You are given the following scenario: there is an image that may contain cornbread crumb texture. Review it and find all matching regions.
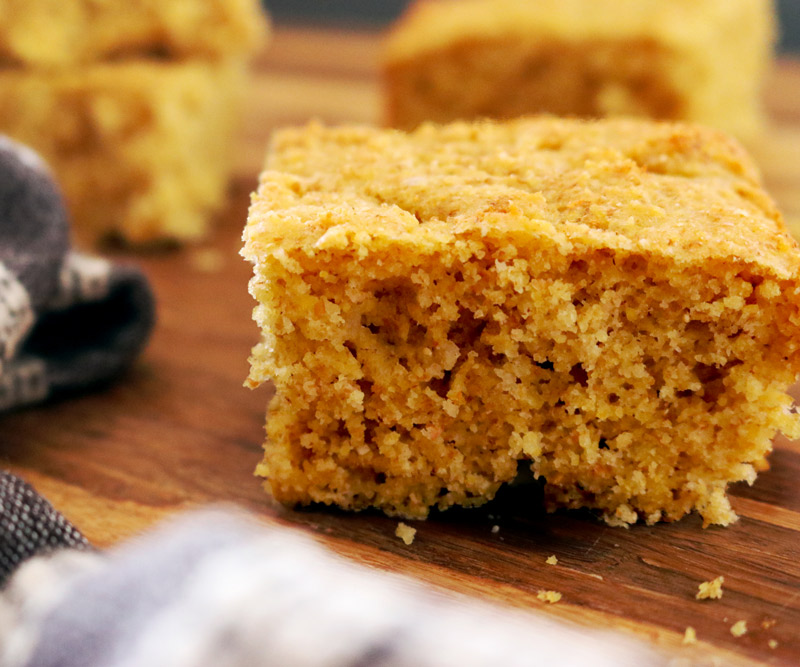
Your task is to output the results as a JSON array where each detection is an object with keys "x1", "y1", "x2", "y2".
[
  {"x1": 395, "y1": 522, "x2": 416, "y2": 545},
  {"x1": 730, "y1": 620, "x2": 748, "y2": 637},
  {"x1": 0, "y1": 60, "x2": 248, "y2": 244},
  {"x1": 536, "y1": 590, "x2": 562, "y2": 604},
  {"x1": 383, "y1": 0, "x2": 773, "y2": 139},
  {"x1": 243, "y1": 117, "x2": 800, "y2": 527},
  {"x1": 0, "y1": 0, "x2": 268, "y2": 67},
  {"x1": 696, "y1": 576, "x2": 725, "y2": 601},
  {"x1": 682, "y1": 627, "x2": 697, "y2": 646},
  {"x1": 546, "y1": 555, "x2": 558, "y2": 566}
]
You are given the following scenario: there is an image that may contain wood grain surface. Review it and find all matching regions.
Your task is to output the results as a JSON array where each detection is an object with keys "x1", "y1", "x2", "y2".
[{"x1": 3, "y1": 27, "x2": 800, "y2": 666}]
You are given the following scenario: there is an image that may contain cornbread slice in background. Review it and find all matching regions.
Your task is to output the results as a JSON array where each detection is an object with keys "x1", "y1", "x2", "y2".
[
  {"x1": 243, "y1": 118, "x2": 800, "y2": 527},
  {"x1": 0, "y1": 0, "x2": 267, "y2": 67},
  {"x1": 0, "y1": 0, "x2": 268, "y2": 245},
  {"x1": 383, "y1": 0, "x2": 775, "y2": 140},
  {"x1": 0, "y1": 60, "x2": 247, "y2": 244}
]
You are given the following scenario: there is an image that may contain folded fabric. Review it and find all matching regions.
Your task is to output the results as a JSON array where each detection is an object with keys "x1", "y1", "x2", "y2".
[
  {"x1": 0, "y1": 507, "x2": 663, "y2": 666},
  {"x1": 0, "y1": 135, "x2": 155, "y2": 411}
]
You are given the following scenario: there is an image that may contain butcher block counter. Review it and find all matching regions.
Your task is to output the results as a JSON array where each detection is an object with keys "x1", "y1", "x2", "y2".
[{"x1": 3, "y1": 27, "x2": 800, "y2": 666}]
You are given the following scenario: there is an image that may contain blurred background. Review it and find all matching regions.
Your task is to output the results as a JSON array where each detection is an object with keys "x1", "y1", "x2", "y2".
[{"x1": 264, "y1": 0, "x2": 800, "y2": 53}]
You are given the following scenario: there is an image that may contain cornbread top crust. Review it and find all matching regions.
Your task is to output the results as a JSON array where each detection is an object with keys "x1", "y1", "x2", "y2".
[
  {"x1": 245, "y1": 118, "x2": 800, "y2": 282},
  {"x1": 384, "y1": 0, "x2": 775, "y2": 64},
  {"x1": 0, "y1": 0, "x2": 268, "y2": 67}
]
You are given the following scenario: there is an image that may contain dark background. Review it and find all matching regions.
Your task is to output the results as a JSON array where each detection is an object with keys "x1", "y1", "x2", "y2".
[{"x1": 263, "y1": 1, "x2": 800, "y2": 53}]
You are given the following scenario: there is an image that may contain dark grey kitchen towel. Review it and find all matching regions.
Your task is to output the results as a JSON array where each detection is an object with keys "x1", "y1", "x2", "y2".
[
  {"x1": 0, "y1": 472, "x2": 89, "y2": 588},
  {"x1": 0, "y1": 135, "x2": 155, "y2": 411}
]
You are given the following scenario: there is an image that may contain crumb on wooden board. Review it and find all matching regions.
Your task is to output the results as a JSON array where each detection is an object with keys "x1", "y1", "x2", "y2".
[
  {"x1": 536, "y1": 590, "x2": 562, "y2": 604},
  {"x1": 190, "y1": 248, "x2": 225, "y2": 273},
  {"x1": 696, "y1": 576, "x2": 724, "y2": 600},
  {"x1": 730, "y1": 620, "x2": 748, "y2": 638},
  {"x1": 395, "y1": 521, "x2": 416, "y2": 545}
]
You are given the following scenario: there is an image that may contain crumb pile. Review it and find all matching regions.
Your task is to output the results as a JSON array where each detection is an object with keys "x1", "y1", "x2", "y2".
[
  {"x1": 243, "y1": 117, "x2": 800, "y2": 527},
  {"x1": 0, "y1": 0, "x2": 268, "y2": 244},
  {"x1": 383, "y1": 0, "x2": 774, "y2": 140}
]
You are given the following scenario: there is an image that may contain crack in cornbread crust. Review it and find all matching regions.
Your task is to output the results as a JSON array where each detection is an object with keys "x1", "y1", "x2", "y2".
[{"x1": 243, "y1": 118, "x2": 800, "y2": 526}]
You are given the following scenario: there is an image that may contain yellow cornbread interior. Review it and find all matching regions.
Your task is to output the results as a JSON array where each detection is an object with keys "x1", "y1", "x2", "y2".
[
  {"x1": 243, "y1": 118, "x2": 800, "y2": 526},
  {"x1": 383, "y1": 0, "x2": 774, "y2": 140},
  {"x1": 386, "y1": 37, "x2": 684, "y2": 130}
]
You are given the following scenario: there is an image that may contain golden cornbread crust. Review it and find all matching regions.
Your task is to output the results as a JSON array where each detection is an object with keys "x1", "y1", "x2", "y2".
[
  {"x1": 383, "y1": 0, "x2": 774, "y2": 139},
  {"x1": 0, "y1": 60, "x2": 247, "y2": 244},
  {"x1": 0, "y1": 0, "x2": 267, "y2": 67},
  {"x1": 243, "y1": 117, "x2": 800, "y2": 527}
]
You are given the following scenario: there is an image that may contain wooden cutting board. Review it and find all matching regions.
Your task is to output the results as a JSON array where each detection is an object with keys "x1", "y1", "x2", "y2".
[{"x1": 2, "y1": 27, "x2": 800, "y2": 666}]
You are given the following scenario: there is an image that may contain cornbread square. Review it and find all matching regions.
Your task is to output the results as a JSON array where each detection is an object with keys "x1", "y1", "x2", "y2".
[
  {"x1": 0, "y1": 59, "x2": 247, "y2": 244},
  {"x1": 0, "y1": 0, "x2": 267, "y2": 67},
  {"x1": 383, "y1": 0, "x2": 775, "y2": 139},
  {"x1": 243, "y1": 118, "x2": 800, "y2": 527}
]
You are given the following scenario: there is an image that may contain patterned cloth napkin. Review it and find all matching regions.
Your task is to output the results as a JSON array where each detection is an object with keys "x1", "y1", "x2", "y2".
[
  {"x1": 0, "y1": 472, "x2": 89, "y2": 587},
  {"x1": 0, "y1": 135, "x2": 154, "y2": 582},
  {"x1": 0, "y1": 135, "x2": 155, "y2": 411}
]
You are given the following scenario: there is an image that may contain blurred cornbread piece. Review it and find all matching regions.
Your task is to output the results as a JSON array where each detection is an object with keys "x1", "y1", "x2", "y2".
[
  {"x1": 0, "y1": 0, "x2": 267, "y2": 244},
  {"x1": 0, "y1": 0, "x2": 266, "y2": 67},
  {"x1": 243, "y1": 117, "x2": 800, "y2": 527},
  {"x1": 383, "y1": 0, "x2": 775, "y2": 139},
  {"x1": 0, "y1": 60, "x2": 246, "y2": 243}
]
